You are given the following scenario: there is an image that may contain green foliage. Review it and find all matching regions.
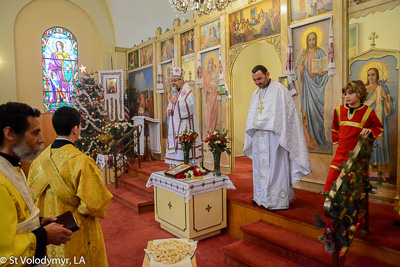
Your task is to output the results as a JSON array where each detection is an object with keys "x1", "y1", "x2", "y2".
[
  {"x1": 314, "y1": 214, "x2": 326, "y2": 229},
  {"x1": 317, "y1": 135, "x2": 374, "y2": 256}
]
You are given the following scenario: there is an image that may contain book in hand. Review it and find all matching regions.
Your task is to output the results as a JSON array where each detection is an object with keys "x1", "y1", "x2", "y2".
[{"x1": 43, "y1": 211, "x2": 80, "y2": 232}]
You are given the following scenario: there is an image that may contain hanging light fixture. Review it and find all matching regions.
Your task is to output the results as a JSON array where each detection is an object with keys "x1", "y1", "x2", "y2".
[{"x1": 169, "y1": 0, "x2": 232, "y2": 16}]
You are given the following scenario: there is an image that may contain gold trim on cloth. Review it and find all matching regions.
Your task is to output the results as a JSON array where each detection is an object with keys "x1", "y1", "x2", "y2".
[{"x1": 29, "y1": 145, "x2": 80, "y2": 207}]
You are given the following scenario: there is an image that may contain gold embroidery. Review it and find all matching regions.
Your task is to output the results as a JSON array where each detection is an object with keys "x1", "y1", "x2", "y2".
[
  {"x1": 331, "y1": 165, "x2": 340, "y2": 170},
  {"x1": 339, "y1": 121, "x2": 362, "y2": 128}
]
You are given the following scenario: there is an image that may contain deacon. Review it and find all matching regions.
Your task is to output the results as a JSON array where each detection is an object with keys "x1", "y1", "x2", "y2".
[
  {"x1": 243, "y1": 65, "x2": 312, "y2": 210},
  {"x1": 0, "y1": 102, "x2": 72, "y2": 264},
  {"x1": 165, "y1": 67, "x2": 201, "y2": 166},
  {"x1": 28, "y1": 106, "x2": 113, "y2": 266}
]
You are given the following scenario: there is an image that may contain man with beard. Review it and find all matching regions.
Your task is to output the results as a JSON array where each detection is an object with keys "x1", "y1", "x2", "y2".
[
  {"x1": 0, "y1": 102, "x2": 72, "y2": 265},
  {"x1": 243, "y1": 65, "x2": 311, "y2": 210},
  {"x1": 28, "y1": 106, "x2": 113, "y2": 267},
  {"x1": 165, "y1": 67, "x2": 201, "y2": 166}
]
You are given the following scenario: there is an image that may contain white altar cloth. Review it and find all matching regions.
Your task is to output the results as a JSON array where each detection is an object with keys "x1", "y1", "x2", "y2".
[{"x1": 146, "y1": 171, "x2": 236, "y2": 202}]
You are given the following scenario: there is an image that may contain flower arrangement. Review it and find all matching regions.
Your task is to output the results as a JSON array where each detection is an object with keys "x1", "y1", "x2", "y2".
[
  {"x1": 205, "y1": 129, "x2": 231, "y2": 176},
  {"x1": 176, "y1": 127, "x2": 199, "y2": 164},
  {"x1": 105, "y1": 122, "x2": 133, "y2": 140},
  {"x1": 177, "y1": 127, "x2": 198, "y2": 150},
  {"x1": 175, "y1": 166, "x2": 208, "y2": 179},
  {"x1": 204, "y1": 129, "x2": 231, "y2": 155}
]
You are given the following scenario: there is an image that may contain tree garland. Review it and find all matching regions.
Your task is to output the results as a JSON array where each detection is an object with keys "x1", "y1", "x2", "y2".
[{"x1": 315, "y1": 135, "x2": 376, "y2": 265}]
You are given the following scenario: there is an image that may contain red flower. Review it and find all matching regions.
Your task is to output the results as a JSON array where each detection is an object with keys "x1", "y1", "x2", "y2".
[
  {"x1": 176, "y1": 173, "x2": 185, "y2": 179},
  {"x1": 221, "y1": 139, "x2": 225, "y2": 144}
]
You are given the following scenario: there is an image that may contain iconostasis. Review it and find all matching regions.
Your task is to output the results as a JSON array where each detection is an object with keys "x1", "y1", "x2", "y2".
[
  {"x1": 347, "y1": 0, "x2": 400, "y2": 206},
  {"x1": 125, "y1": 0, "x2": 400, "y2": 206}
]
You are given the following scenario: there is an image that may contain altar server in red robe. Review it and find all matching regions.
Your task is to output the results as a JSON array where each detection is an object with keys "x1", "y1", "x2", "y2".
[{"x1": 324, "y1": 80, "x2": 383, "y2": 191}]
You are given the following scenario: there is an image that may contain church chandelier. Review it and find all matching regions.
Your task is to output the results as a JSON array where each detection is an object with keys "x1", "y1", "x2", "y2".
[{"x1": 169, "y1": 0, "x2": 232, "y2": 16}]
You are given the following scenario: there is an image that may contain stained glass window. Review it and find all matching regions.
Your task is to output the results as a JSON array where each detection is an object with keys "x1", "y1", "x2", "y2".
[{"x1": 42, "y1": 27, "x2": 78, "y2": 112}]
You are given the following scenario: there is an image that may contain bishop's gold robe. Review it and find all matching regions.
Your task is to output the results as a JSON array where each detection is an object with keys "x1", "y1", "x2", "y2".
[
  {"x1": 28, "y1": 144, "x2": 113, "y2": 267},
  {"x1": 0, "y1": 166, "x2": 37, "y2": 267}
]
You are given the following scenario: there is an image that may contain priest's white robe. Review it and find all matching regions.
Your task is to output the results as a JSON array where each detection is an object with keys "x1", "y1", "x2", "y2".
[
  {"x1": 166, "y1": 81, "x2": 201, "y2": 165},
  {"x1": 243, "y1": 80, "x2": 311, "y2": 209}
]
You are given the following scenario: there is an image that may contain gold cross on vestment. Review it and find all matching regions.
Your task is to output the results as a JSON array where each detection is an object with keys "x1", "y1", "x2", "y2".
[{"x1": 258, "y1": 105, "x2": 264, "y2": 114}]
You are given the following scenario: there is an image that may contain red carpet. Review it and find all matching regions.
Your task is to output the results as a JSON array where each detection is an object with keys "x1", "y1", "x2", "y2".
[
  {"x1": 228, "y1": 157, "x2": 400, "y2": 252},
  {"x1": 100, "y1": 200, "x2": 237, "y2": 267},
  {"x1": 100, "y1": 156, "x2": 400, "y2": 266}
]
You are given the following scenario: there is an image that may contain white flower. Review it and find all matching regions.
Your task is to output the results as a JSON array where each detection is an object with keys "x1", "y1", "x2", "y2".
[{"x1": 215, "y1": 140, "x2": 221, "y2": 144}]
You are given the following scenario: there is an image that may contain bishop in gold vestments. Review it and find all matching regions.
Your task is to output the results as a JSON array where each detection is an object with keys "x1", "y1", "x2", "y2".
[{"x1": 28, "y1": 140, "x2": 113, "y2": 266}]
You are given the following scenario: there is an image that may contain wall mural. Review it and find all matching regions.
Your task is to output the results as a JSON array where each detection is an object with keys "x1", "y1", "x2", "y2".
[
  {"x1": 140, "y1": 44, "x2": 153, "y2": 66},
  {"x1": 181, "y1": 30, "x2": 195, "y2": 55},
  {"x1": 229, "y1": 0, "x2": 281, "y2": 46},
  {"x1": 161, "y1": 62, "x2": 173, "y2": 138},
  {"x1": 161, "y1": 39, "x2": 174, "y2": 61},
  {"x1": 349, "y1": 23, "x2": 359, "y2": 58},
  {"x1": 349, "y1": 0, "x2": 373, "y2": 6},
  {"x1": 201, "y1": 48, "x2": 220, "y2": 138},
  {"x1": 128, "y1": 50, "x2": 139, "y2": 70},
  {"x1": 128, "y1": 66, "x2": 154, "y2": 118},
  {"x1": 293, "y1": 17, "x2": 333, "y2": 153},
  {"x1": 201, "y1": 20, "x2": 221, "y2": 50},
  {"x1": 290, "y1": 0, "x2": 332, "y2": 24},
  {"x1": 350, "y1": 55, "x2": 398, "y2": 184}
]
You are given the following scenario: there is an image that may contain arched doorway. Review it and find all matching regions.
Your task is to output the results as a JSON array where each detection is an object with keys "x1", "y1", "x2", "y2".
[{"x1": 231, "y1": 42, "x2": 282, "y2": 158}]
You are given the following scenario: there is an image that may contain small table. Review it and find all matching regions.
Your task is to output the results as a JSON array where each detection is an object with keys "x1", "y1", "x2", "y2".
[
  {"x1": 142, "y1": 240, "x2": 197, "y2": 267},
  {"x1": 146, "y1": 171, "x2": 235, "y2": 240}
]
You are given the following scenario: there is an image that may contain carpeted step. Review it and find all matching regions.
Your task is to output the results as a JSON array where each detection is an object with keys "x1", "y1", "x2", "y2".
[
  {"x1": 128, "y1": 160, "x2": 169, "y2": 180},
  {"x1": 240, "y1": 220, "x2": 392, "y2": 267},
  {"x1": 119, "y1": 173, "x2": 154, "y2": 199},
  {"x1": 106, "y1": 185, "x2": 154, "y2": 214},
  {"x1": 221, "y1": 240, "x2": 301, "y2": 267},
  {"x1": 240, "y1": 220, "x2": 330, "y2": 266}
]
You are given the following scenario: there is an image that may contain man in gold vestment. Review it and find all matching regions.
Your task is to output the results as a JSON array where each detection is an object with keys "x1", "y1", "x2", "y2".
[
  {"x1": 0, "y1": 102, "x2": 72, "y2": 266},
  {"x1": 28, "y1": 107, "x2": 113, "y2": 266}
]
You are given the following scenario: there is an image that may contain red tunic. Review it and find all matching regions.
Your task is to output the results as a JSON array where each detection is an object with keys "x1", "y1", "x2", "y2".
[{"x1": 324, "y1": 104, "x2": 383, "y2": 191}]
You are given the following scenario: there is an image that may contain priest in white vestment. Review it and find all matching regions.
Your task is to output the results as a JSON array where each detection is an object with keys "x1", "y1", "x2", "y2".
[
  {"x1": 165, "y1": 67, "x2": 201, "y2": 166},
  {"x1": 243, "y1": 65, "x2": 311, "y2": 210}
]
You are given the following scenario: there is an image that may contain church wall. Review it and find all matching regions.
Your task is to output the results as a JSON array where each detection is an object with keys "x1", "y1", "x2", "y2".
[
  {"x1": 1, "y1": 0, "x2": 116, "y2": 112},
  {"x1": 349, "y1": 5, "x2": 400, "y2": 53},
  {"x1": 0, "y1": 0, "x2": 30, "y2": 102}
]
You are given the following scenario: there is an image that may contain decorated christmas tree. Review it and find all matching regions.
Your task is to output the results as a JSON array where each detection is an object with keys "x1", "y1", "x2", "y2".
[{"x1": 72, "y1": 67, "x2": 108, "y2": 159}]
